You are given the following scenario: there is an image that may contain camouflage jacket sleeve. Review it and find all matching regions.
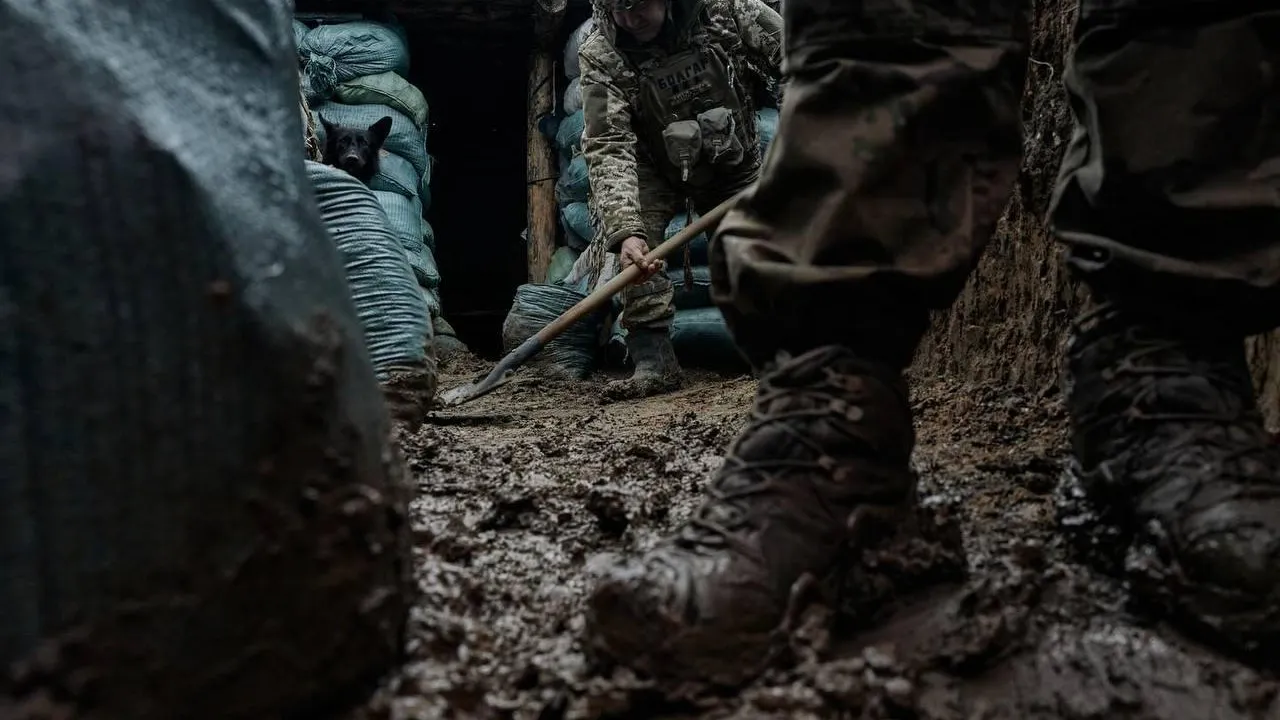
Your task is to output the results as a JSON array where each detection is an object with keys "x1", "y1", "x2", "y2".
[
  {"x1": 729, "y1": 0, "x2": 785, "y2": 101},
  {"x1": 578, "y1": 37, "x2": 647, "y2": 252}
]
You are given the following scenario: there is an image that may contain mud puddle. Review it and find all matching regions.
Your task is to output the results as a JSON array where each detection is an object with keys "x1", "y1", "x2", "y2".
[{"x1": 350, "y1": 361, "x2": 1278, "y2": 719}]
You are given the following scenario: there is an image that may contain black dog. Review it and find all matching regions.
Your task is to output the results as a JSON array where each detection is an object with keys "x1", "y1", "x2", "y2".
[{"x1": 319, "y1": 115, "x2": 392, "y2": 185}]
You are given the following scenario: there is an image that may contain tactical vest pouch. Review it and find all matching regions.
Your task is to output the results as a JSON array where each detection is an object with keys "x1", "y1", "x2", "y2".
[
  {"x1": 697, "y1": 107, "x2": 744, "y2": 167},
  {"x1": 663, "y1": 120, "x2": 702, "y2": 181}
]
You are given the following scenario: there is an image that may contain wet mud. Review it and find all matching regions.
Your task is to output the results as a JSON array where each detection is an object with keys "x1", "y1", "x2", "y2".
[{"x1": 350, "y1": 361, "x2": 1280, "y2": 720}]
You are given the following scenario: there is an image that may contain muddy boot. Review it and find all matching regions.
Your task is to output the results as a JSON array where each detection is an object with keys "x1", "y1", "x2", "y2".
[
  {"x1": 601, "y1": 328, "x2": 683, "y2": 401},
  {"x1": 1064, "y1": 303, "x2": 1280, "y2": 661},
  {"x1": 585, "y1": 346, "x2": 919, "y2": 686}
]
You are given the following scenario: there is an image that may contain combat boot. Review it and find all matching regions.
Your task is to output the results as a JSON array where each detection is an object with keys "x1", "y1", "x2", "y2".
[
  {"x1": 602, "y1": 327, "x2": 683, "y2": 401},
  {"x1": 1064, "y1": 303, "x2": 1280, "y2": 661},
  {"x1": 586, "y1": 345, "x2": 919, "y2": 686}
]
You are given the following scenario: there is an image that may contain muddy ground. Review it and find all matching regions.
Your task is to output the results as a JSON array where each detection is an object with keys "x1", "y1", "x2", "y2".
[{"x1": 348, "y1": 355, "x2": 1279, "y2": 720}]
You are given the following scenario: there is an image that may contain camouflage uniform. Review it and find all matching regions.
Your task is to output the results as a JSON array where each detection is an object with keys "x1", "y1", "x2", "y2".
[
  {"x1": 578, "y1": 0, "x2": 782, "y2": 334},
  {"x1": 586, "y1": 0, "x2": 1280, "y2": 684}
]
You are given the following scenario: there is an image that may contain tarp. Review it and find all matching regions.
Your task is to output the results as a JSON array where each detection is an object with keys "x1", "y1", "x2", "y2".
[{"x1": 0, "y1": 2, "x2": 411, "y2": 717}]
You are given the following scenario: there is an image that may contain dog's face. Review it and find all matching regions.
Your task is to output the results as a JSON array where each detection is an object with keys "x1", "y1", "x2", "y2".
[{"x1": 319, "y1": 115, "x2": 393, "y2": 183}]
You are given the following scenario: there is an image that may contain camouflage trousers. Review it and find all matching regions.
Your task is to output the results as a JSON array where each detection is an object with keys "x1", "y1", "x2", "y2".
[
  {"x1": 711, "y1": 0, "x2": 1280, "y2": 369},
  {"x1": 621, "y1": 155, "x2": 756, "y2": 332}
]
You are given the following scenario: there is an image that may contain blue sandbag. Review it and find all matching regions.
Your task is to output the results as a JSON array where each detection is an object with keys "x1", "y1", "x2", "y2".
[
  {"x1": 312, "y1": 101, "x2": 429, "y2": 178},
  {"x1": 548, "y1": 246, "x2": 580, "y2": 285},
  {"x1": 369, "y1": 151, "x2": 420, "y2": 199},
  {"x1": 292, "y1": 19, "x2": 310, "y2": 48},
  {"x1": 299, "y1": 21, "x2": 410, "y2": 102},
  {"x1": 503, "y1": 284, "x2": 603, "y2": 379},
  {"x1": 560, "y1": 201, "x2": 594, "y2": 249},
  {"x1": 309, "y1": 162, "x2": 432, "y2": 373},
  {"x1": 557, "y1": 154, "x2": 590, "y2": 206},
  {"x1": 670, "y1": 307, "x2": 749, "y2": 372},
  {"x1": 556, "y1": 109, "x2": 584, "y2": 160},
  {"x1": 666, "y1": 264, "x2": 713, "y2": 310},
  {"x1": 665, "y1": 211, "x2": 710, "y2": 264},
  {"x1": 757, "y1": 107, "x2": 778, "y2": 155},
  {"x1": 372, "y1": 190, "x2": 438, "y2": 288}
]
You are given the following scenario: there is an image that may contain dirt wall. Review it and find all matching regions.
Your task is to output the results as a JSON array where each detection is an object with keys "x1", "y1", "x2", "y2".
[{"x1": 911, "y1": 0, "x2": 1280, "y2": 428}]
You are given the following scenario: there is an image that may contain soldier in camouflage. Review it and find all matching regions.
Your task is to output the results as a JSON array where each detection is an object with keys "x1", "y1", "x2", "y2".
[
  {"x1": 585, "y1": 0, "x2": 1280, "y2": 685},
  {"x1": 577, "y1": 0, "x2": 782, "y2": 400}
]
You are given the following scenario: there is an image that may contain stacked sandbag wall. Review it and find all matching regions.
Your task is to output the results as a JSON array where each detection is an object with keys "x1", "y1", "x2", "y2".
[
  {"x1": 294, "y1": 16, "x2": 465, "y2": 355},
  {"x1": 548, "y1": 17, "x2": 597, "y2": 285}
]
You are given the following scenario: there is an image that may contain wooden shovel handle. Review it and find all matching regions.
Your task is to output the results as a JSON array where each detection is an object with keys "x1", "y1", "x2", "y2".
[{"x1": 533, "y1": 195, "x2": 737, "y2": 344}]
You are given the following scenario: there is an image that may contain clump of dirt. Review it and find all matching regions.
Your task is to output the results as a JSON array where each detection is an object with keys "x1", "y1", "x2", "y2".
[{"x1": 347, "y1": 366, "x2": 1279, "y2": 720}]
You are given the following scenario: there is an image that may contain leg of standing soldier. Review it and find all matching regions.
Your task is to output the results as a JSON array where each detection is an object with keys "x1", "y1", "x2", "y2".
[
  {"x1": 1051, "y1": 1, "x2": 1280, "y2": 663},
  {"x1": 605, "y1": 157, "x2": 684, "y2": 400},
  {"x1": 584, "y1": 0, "x2": 1032, "y2": 686}
]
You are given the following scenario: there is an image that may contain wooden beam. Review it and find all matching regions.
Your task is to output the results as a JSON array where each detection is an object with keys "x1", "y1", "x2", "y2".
[{"x1": 526, "y1": 0, "x2": 568, "y2": 283}]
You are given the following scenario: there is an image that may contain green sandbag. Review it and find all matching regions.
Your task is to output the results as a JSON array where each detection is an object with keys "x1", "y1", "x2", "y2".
[
  {"x1": 423, "y1": 219, "x2": 436, "y2": 252},
  {"x1": 299, "y1": 21, "x2": 409, "y2": 102},
  {"x1": 548, "y1": 246, "x2": 580, "y2": 285},
  {"x1": 670, "y1": 307, "x2": 749, "y2": 372},
  {"x1": 312, "y1": 101, "x2": 428, "y2": 178},
  {"x1": 334, "y1": 71, "x2": 429, "y2": 131}
]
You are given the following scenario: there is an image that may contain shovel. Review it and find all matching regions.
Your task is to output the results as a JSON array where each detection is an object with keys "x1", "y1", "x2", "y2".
[{"x1": 437, "y1": 195, "x2": 739, "y2": 407}]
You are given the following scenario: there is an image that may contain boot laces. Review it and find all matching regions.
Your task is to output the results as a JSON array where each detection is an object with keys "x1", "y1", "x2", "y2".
[
  {"x1": 676, "y1": 367, "x2": 870, "y2": 553},
  {"x1": 1077, "y1": 309, "x2": 1276, "y2": 499}
]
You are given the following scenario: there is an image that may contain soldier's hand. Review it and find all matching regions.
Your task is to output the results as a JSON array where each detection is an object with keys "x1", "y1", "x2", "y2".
[{"x1": 620, "y1": 236, "x2": 664, "y2": 281}]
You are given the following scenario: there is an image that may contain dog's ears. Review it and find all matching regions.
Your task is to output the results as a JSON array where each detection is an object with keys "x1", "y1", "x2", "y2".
[
  {"x1": 368, "y1": 116, "x2": 393, "y2": 147},
  {"x1": 318, "y1": 115, "x2": 335, "y2": 136}
]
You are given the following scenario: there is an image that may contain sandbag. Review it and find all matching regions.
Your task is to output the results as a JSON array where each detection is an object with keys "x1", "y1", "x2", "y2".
[
  {"x1": 292, "y1": 19, "x2": 310, "y2": 48},
  {"x1": 420, "y1": 154, "x2": 434, "y2": 210},
  {"x1": 423, "y1": 219, "x2": 437, "y2": 253},
  {"x1": 563, "y1": 76, "x2": 583, "y2": 115},
  {"x1": 667, "y1": 264, "x2": 713, "y2": 310},
  {"x1": 556, "y1": 109, "x2": 584, "y2": 160},
  {"x1": 665, "y1": 211, "x2": 710, "y2": 265},
  {"x1": 757, "y1": 107, "x2": 778, "y2": 154},
  {"x1": 671, "y1": 307, "x2": 749, "y2": 372},
  {"x1": 0, "y1": 3, "x2": 411, "y2": 718},
  {"x1": 312, "y1": 101, "x2": 429, "y2": 177},
  {"x1": 334, "y1": 71, "x2": 429, "y2": 131},
  {"x1": 369, "y1": 150, "x2": 421, "y2": 199},
  {"x1": 561, "y1": 201, "x2": 594, "y2": 248},
  {"x1": 309, "y1": 162, "x2": 432, "y2": 373},
  {"x1": 502, "y1": 284, "x2": 602, "y2": 380},
  {"x1": 557, "y1": 154, "x2": 590, "y2": 206},
  {"x1": 299, "y1": 21, "x2": 410, "y2": 102},
  {"x1": 372, "y1": 190, "x2": 438, "y2": 288},
  {"x1": 548, "y1": 246, "x2": 581, "y2": 285},
  {"x1": 563, "y1": 18, "x2": 595, "y2": 79}
]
